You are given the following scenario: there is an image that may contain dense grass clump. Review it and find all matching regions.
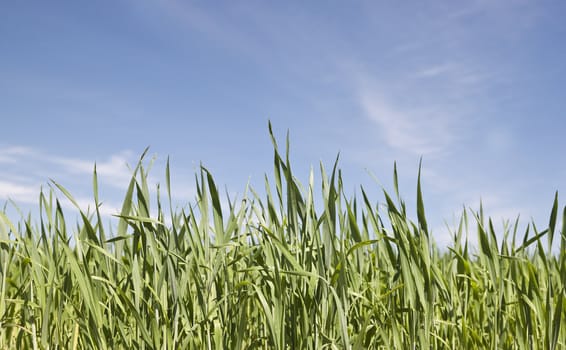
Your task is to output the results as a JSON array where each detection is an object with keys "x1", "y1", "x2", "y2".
[{"x1": 1, "y1": 129, "x2": 565, "y2": 349}]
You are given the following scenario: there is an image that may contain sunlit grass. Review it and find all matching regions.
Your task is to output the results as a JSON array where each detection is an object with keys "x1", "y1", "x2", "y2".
[{"x1": 0, "y1": 125, "x2": 564, "y2": 349}]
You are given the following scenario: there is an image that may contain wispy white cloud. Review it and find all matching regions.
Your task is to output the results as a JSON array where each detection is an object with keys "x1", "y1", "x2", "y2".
[
  {"x1": 415, "y1": 63, "x2": 455, "y2": 78},
  {"x1": 132, "y1": 0, "x2": 346, "y2": 84},
  {"x1": 446, "y1": 0, "x2": 541, "y2": 28},
  {"x1": 413, "y1": 63, "x2": 489, "y2": 87},
  {"x1": 0, "y1": 146, "x2": 136, "y2": 188},
  {"x1": 0, "y1": 147, "x2": 137, "y2": 208},
  {"x1": 0, "y1": 146, "x2": 198, "y2": 223},
  {"x1": 356, "y1": 84, "x2": 460, "y2": 157},
  {"x1": 0, "y1": 180, "x2": 39, "y2": 204},
  {"x1": 0, "y1": 146, "x2": 36, "y2": 163},
  {"x1": 137, "y1": 0, "x2": 262, "y2": 60},
  {"x1": 48, "y1": 151, "x2": 136, "y2": 189}
]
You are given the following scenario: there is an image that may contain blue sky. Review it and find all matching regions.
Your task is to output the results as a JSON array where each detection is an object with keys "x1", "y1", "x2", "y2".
[{"x1": 1, "y1": 1, "x2": 566, "y2": 246}]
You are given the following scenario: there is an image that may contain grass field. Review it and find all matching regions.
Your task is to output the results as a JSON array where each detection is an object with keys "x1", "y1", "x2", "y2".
[{"x1": 1, "y1": 127, "x2": 565, "y2": 349}]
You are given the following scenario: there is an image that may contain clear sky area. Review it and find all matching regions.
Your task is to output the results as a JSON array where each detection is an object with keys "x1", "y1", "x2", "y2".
[{"x1": 1, "y1": 1, "x2": 566, "y2": 246}]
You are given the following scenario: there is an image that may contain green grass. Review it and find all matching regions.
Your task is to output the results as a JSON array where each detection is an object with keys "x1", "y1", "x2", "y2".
[{"x1": 0, "y1": 126, "x2": 565, "y2": 349}]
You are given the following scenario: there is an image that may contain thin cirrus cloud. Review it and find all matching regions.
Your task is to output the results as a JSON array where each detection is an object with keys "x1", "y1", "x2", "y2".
[
  {"x1": 0, "y1": 147, "x2": 136, "y2": 214},
  {"x1": 48, "y1": 153, "x2": 136, "y2": 189},
  {"x1": 342, "y1": 1, "x2": 536, "y2": 161},
  {"x1": 0, "y1": 146, "x2": 197, "y2": 220},
  {"x1": 0, "y1": 180, "x2": 38, "y2": 205},
  {"x1": 415, "y1": 64, "x2": 456, "y2": 79},
  {"x1": 0, "y1": 147, "x2": 135, "y2": 185},
  {"x1": 0, "y1": 146, "x2": 36, "y2": 164},
  {"x1": 356, "y1": 84, "x2": 461, "y2": 157}
]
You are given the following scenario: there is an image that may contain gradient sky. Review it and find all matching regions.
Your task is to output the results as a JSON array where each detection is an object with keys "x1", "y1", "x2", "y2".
[{"x1": 2, "y1": 1, "x2": 566, "y2": 246}]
